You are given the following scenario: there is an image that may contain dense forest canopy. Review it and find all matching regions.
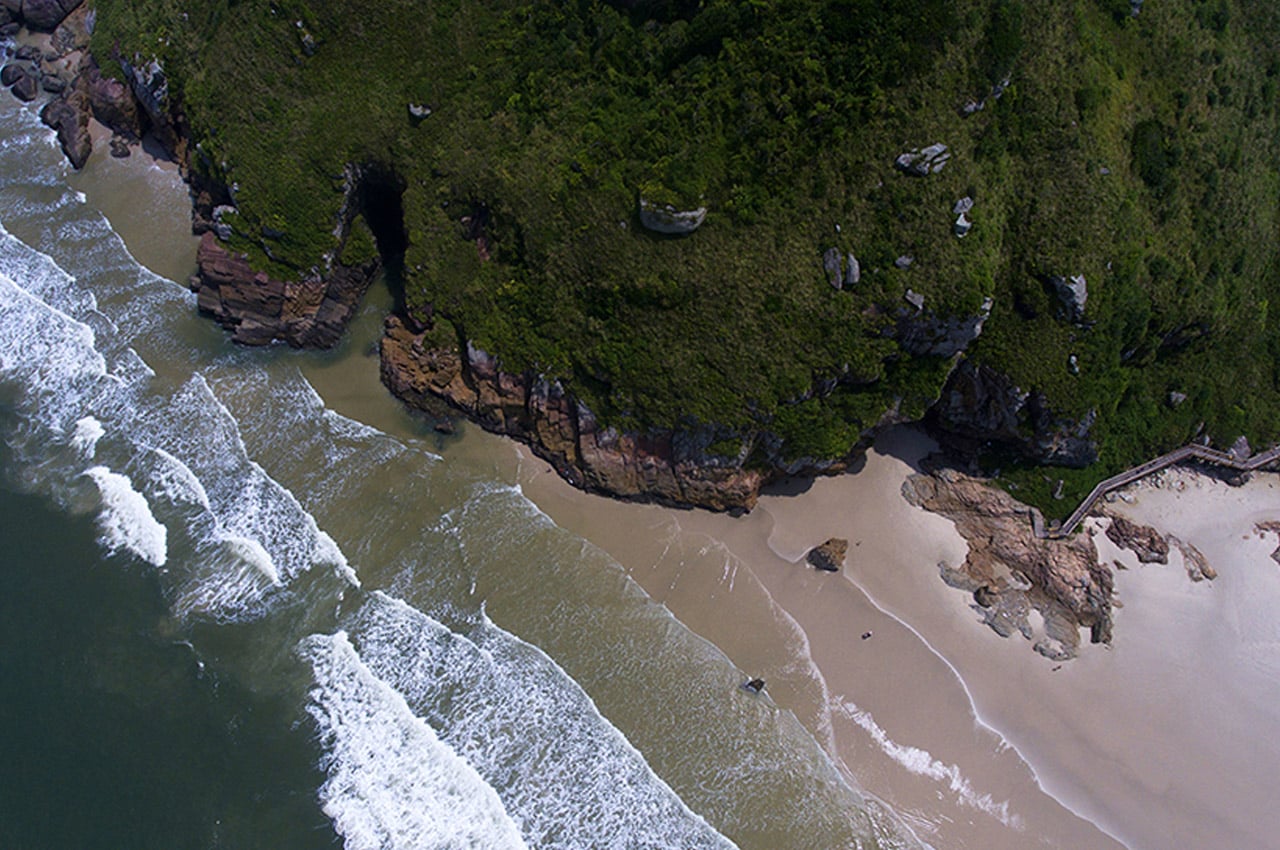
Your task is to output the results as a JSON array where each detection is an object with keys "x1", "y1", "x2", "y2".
[{"x1": 91, "y1": 0, "x2": 1280, "y2": 508}]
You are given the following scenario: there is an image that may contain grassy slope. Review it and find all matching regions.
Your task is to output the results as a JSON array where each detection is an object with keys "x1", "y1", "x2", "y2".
[{"x1": 91, "y1": 0, "x2": 1280, "y2": 512}]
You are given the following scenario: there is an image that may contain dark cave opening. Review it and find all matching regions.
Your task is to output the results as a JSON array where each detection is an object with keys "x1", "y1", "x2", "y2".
[{"x1": 355, "y1": 167, "x2": 409, "y2": 313}]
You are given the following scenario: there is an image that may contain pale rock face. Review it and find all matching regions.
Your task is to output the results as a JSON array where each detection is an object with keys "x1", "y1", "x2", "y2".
[
  {"x1": 638, "y1": 198, "x2": 707, "y2": 235},
  {"x1": 1051, "y1": 274, "x2": 1087, "y2": 321},
  {"x1": 894, "y1": 142, "x2": 950, "y2": 176}
]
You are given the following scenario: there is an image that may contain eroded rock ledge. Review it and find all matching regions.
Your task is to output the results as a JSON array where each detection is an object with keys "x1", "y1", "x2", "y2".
[
  {"x1": 381, "y1": 315, "x2": 768, "y2": 511},
  {"x1": 903, "y1": 466, "x2": 1114, "y2": 658},
  {"x1": 190, "y1": 232, "x2": 377, "y2": 348}
]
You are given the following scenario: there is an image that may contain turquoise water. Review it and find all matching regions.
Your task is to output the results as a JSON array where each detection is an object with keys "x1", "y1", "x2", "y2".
[{"x1": 0, "y1": 68, "x2": 916, "y2": 850}]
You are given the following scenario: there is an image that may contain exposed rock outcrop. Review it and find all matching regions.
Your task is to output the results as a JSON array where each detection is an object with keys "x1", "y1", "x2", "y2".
[
  {"x1": 2, "y1": 0, "x2": 83, "y2": 31},
  {"x1": 39, "y1": 87, "x2": 89, "y2": 168},
  {"x1": 189, "y1": 232, "x2": 378, "y2": 348},
  {"x1": 1051, "y1": 274, "x2": 1088, "y2": 322},
  {"x1": 895, "y1": 297, "x2": 993, "y2": 357},
  {"x1": 380, "y1": 316, "x2": 772, "y2": 511},
  {"x1": 1103, "y1": 514, "x2": 1169, "y2": 564},
  {"x1": 929, "y1": 359, "x2": 1098, "y2": 467},
  {"x1": 903, "y1": 466, "x2": 1114, "y2": 655},
  {"x1": 895, "y1": 143, "x2": 949, "y2": 176},
  {"x1": 638, "y1": 197, "x2": 706, "y2": 235},
  {"x1": 806, "y1": 538, "x2": 848, "y2": 572},
  {"x1": 821, "y1": 248, "x2": 860, "y2": 290}
]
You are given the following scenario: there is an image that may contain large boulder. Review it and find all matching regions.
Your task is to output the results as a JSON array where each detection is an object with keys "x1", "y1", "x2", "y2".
[
  {"x1": 1104, "y1": 515, "x2": 1169, "y2": 564},
  {"x1": 11, "y1": 0, "x2": 83, "y2": 31},
  {"x1": 39, "y1": 88, "x2": 91, "y2": 169},
  {"x1": 806, "y1": 538, "x2": 848, "y2": 572},
  {"x1": 78, "y1": 58, "x2": 142, "y2": 139},
  {"x1": 638, "y1": 197, "x2": 707, "y2": 235},
  {"x1": 9, "y1": 66, "x2": 38, "y2": 101},
  {"x1": 0, "y1": 63, "x2": 24, "y2": 86}
]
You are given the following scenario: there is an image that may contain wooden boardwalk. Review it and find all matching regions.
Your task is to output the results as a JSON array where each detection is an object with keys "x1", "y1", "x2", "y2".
[{"x1": 1034, "y1": 443, "x2": 1280, "y2": 539}]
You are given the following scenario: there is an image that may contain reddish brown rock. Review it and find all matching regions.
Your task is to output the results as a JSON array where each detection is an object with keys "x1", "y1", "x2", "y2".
[
  {"x1": 903, "y1": 467, "x2": 1114, "y2": 652},
  {"x1": 807, "y1": 538, "x2": 848, "y2": 572},
  {"x1": 189, "y1": 233, "x2": 378, "y2": 348},
  {"x1": 78, "y1": 57, "x2": 142, "y2": 140},
  {"x1": 380, "y1": 316, "x2": 766, "y2": 511},
  {"x1": 1104, "y1": 514, "x2": 1169, "y2": 564}
]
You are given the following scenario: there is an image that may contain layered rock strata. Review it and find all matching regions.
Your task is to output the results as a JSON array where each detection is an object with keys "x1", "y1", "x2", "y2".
[
  {"x1": 903, "y1": 466, "x2": 1114, "y2": 657},
  {"x1": 190, "y1": 232, "x2": 378, "y2": 348},
  {"x1": 381, "y1": 316, "x2": 768, "y2": 511}
]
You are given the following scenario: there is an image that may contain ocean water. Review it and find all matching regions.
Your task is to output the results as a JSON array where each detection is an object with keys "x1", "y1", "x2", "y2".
[{"x1": 0, "y1": 81, "x2": 916, "y2": 849}]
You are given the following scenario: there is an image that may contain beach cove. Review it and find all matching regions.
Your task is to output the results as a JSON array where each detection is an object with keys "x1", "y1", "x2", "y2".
[{"x1": 5, "y1": 65, "x2": 1280, "y2": 850}]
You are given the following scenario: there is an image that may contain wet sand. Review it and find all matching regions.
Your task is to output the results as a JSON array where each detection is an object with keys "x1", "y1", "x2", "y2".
[{"x1": 512, "y1": 429, "x2": 1125, "y2": 850}]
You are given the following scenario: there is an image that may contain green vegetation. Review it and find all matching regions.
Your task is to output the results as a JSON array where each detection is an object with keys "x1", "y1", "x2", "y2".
[{"x1": 91, "y1": 0, "x2": 1280, "y2": 511}]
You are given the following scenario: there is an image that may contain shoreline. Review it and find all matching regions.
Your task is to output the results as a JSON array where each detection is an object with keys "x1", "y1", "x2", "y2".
[
  {"x1": 512, "y1": 425, "x2": 1126, "y2": 849},
  {"x1": 36, "y1": 43, "x2": 1280, "y2": 850},
  {"x1": 511, "y1": 424, "x2": 1280, "y2": 849}
]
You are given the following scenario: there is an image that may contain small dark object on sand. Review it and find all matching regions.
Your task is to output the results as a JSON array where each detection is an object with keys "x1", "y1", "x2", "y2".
[
  {"x1": 861, "y1": 631, "x2": 872, "y2": 640},
  {"x1": 741, "y1": 677, "x2": 766, "y2": 694}
]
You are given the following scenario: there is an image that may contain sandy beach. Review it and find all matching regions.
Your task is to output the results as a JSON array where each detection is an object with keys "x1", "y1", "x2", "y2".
[{"x1": 513, "y1": 427, "x2": 1280, "y2": 850}]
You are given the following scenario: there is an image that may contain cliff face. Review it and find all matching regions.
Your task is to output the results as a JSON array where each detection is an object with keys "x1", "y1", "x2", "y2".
[
  {"x1": 190, "y1": 232, "x2": 377, "y2": 348},
  {"x1": 381, "y1": 316, "x2": 768, "y2": 511},
  {"x1": 929, "y1": 359, "x2": 1098, "y2": 468}
]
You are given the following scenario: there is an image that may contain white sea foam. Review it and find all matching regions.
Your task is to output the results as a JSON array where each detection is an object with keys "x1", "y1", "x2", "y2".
[
  {"x1": 836, "y1": 698, "x2": 1023, "y2": 830},
  {"x1": 301, "y1": 631, "x2": 530, "y2": 850},
  {"x1": 215, "y1": 533, "x2": 280, "y2": 585},
  {"x1": 71, "y1": 416, "x2": 105, "y2": 458},
  {"x1": 142, "y1": 446, "x2": 213, "y2": 511},
  {"x1": 84, "y1": 465, "x2": 168, "y2": 566},
  {"x1": 348, "y1": 592, "x2": 737, "y2": 850}
]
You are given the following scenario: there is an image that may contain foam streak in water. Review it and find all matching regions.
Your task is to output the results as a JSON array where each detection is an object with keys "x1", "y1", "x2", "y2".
[
  {"x1": 836, "y1": 698, "x2": 1022, "y2": 830},
  {"x1": 300, "y1": 631, "x2": 530, "y2": 850},
  {"x1": 348, "y1": 592, "x2": 738, "y2": 850}
]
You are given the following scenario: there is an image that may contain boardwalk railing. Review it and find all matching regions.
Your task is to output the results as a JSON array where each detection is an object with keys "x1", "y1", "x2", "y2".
[{"x1": 1034, "y1": 443, "x2": 1280, "y2": 539}]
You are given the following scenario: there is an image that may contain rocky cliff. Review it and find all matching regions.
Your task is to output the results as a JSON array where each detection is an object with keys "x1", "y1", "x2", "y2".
[
  {"x1": 190, "y1": 232, "x2": 378, "y2": 348},
  {"x1": 7, "y1": 9, "x2": 1099, "y2": 510},
  {"x1": 381, "y1": 315, "x2": 768, "y2": 511},
  {"x1": 13, "y1": 15, "x2": 380, "y2": 350}
]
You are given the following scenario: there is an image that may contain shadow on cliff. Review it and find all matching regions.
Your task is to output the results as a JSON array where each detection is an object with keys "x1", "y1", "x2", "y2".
[{"x1": 357, "y1": 165, "x2": 409, "y2": 314}]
